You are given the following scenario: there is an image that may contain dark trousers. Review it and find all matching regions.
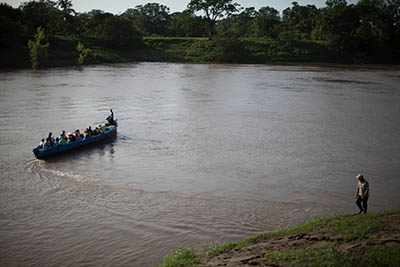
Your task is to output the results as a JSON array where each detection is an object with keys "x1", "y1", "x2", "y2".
[{"x1": 356, "y1": 195, "x2": 368, "y2": 213}]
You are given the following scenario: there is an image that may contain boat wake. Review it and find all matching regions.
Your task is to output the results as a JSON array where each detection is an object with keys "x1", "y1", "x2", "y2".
[{"x1": 28, "y1": 159, "x2": 92, "y2": 185}]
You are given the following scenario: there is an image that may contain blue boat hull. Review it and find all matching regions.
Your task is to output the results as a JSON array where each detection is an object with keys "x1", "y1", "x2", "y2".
[{"x1": 33, "y1": 124, "x2": 117, "y2": 159}]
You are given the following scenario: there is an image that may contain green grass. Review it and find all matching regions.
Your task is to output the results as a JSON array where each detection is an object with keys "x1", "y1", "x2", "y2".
[
  {"x1": 267, "y1": 214, "x2": 341, "y2": 238},
  {"x1": 378, "y1": 209, "x2": 400, "y2": 216},
  {"x1": 158, "y1": 210, "x2": 400, "y2": 267},
  {"x1": 128, "y1": 37, "x2": 338, "y2": 64},
  {"x1": 365, "y1": 245, "x2": 400, "y2": 267},
  {"x1": 266, "y1": 212, "x2": 387, "y2": 241},
  {"x1": 143, "y1": 37, "x2": 211, "y2": 62},
  {"x1": 144, "y1": 36, "x2": 208, "y2": 41},
  {"x1": 329, "y1": 213, "x2": 384, "y2": 240},
  {"x1": 264, "y1": 242, "x2": 400, "y2": 267},
  {"x1": 265, "y1": 244, "x2": 355, "y2": 266},
  {"x1": 202, "y1": 241, "x2": 237, "y2": 257},
  {"x1": 160, "y1": 248, "x2": 202, "y2": 267}
]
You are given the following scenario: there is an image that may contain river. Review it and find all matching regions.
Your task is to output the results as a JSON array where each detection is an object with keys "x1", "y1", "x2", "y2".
[{"x1": 1, "y1": 63, "x2": 399, "y2": 266}]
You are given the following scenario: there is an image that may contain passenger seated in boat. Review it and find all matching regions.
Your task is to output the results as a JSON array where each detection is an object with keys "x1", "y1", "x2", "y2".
[
  {"x1": 98, "y1": 125, "x2": 104, "y2": 134},
  {"x1": 38, "y1": 139, "x2": 45, "y2": 149},
  {"x1": 87, "y1": 126, "x2": 93, "y2": 137},
  {"x1": 59, "y1": 130, "x2": 66, "y2": 140},
  {"x1": 44, "y1": 139, "x2": 53, "y2": 149},
  {"x1": 54, "y1": 137, "x2": 59, "y2": 147},
  {"x1": 68, "y1": 133, "x2": 75, "y2": 143},
  {"x1": 83, "y1": 130, "x2": 88, "y2": 140},
  {"x1": 59, "y1": 132, "x2": 67, "y2": 145},
  {"x1": 59, "y1": 136, "x2": 67, "y2": 145},
  {"x1": 93, "y1": 127, "x2": 99, "y2": 136},
  {"x1": 75, "y1": 130, "x2": 82, "y2": 141}
]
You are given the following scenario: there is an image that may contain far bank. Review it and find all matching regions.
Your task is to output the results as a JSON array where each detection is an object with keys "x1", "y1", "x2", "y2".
[{"x1": 3, "y1": 36, "x2": 399, "y2": 70}]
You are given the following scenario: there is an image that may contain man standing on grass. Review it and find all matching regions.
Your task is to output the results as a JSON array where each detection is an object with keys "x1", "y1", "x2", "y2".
[{"x1": 355, "y1": 174, "x2": 369, "y2": 214}]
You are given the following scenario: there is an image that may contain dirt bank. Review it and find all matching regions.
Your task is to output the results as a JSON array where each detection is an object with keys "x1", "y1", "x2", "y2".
[{"x1": 160, "y1": 210, "x2": 400, "y2": 266}]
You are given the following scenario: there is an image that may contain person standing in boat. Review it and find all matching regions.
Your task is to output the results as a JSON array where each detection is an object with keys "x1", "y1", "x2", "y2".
[
  {"x1": 355, "y1": 174, "x2": 369, "y2": 214},
  {"x1": 109, "y1": 109, "x2": 114, "y2": 121},
  {"x1": 106, "y1": 109, "x2": 115, "y2": 125},
  {"x1": 47, "y1": 132, "x2": 53, "y2": 143}
]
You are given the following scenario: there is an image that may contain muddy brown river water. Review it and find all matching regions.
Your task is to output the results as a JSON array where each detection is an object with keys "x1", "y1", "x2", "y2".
[{"x1": 1, "y1": 63, "x2": 399, "y2": 266}]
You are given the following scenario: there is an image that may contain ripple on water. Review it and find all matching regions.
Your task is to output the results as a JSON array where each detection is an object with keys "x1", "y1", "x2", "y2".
[{"x1": 1, "y1": 63, "x2": 400, "y2": 266}]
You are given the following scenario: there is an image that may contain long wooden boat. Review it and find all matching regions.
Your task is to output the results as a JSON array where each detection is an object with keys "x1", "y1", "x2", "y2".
[{"x1": 33, "y1": 121, "x2": 118, "y2": 159}]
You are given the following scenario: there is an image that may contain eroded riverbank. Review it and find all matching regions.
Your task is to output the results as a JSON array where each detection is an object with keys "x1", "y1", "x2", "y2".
[{"x1": 161, "y1": 210, "x2": 400, "y2": 266}]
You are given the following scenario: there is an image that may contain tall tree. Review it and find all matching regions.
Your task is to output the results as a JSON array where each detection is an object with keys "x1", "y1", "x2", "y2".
[
  {"x1": 168, "y1": 11, "x2": 208, "y2": 37},
  {"x1": 314, "y1": 1, "x2": 360, "y2": 57},
  {"x1": 131, "y1": 3, "x2": 170, "y2": 35},
  {"x1": 385, "y1": 0, "x2": 400, "y2": 44},
  {"x1": 81, "y1": 9, "x2": 113, "y2": 36},
  {"x1": 254, "y1": 6, "x2": 280, "y2": 38},
  {"x1": 231, "y1": 7, "x2": 257, "y2": 37},
  {"x1": 282, "y1": 2, "x2": 318, "y2": 39},
  {"x1": 56, "y1": 0, "x2": 76, "y2": 34},
  {"x1": 57, "y1": 0, "x2": 74, "y2": 14},
  {"x1": 101, "y1": 16, "x2": 142, "y2": 48},
  {"x1": 187, "y1": 0, "x2": 240, "y2": 39},
  {"x1": 215, "y1": 8, "x2": 257, "y2": 37},
  {"x1": 20, "y1": 0, "x2": 61, "y2": 37},
  {"x1": 0, "y1": 3, "x2": 25, "y2": 47},
  {"x1": 326, "y1": 0, "x2": 347, "y2": 8}
]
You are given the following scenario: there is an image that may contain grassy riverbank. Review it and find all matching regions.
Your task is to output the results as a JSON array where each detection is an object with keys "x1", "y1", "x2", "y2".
[
  {"x1": 1, "y1": 36, "x2": 344, "y2": 70},
  {"x1": 160, "y1": 210, "x2": 400, "y2": 266}
]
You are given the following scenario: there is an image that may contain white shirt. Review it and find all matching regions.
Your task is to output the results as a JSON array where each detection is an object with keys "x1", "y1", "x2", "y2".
[{"x1": 358, "y1": 180, "x2": 369, "y2": 197}]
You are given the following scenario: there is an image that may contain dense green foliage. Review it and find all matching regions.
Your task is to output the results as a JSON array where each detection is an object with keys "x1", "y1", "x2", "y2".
[
  {"x1": 187, "y1": 0, "x2": 240, "y2": 39},
  {"x1": 76, "y1": 41, "x2": 90, "y2": 66},
  {"x1": 28, "y1": 26, "x2": 49, "y2": 69},
  {"x1": 0, "y1": 0, "x2": 399, "y2": 68}
]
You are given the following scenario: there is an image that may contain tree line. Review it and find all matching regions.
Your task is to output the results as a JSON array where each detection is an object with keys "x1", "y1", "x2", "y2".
[{"x1": 1, "y1": 0, "x2": 399, "y2": 66}]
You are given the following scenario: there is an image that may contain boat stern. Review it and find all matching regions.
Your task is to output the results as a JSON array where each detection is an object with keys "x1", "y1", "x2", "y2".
[{"x1": 32, "y1": 147, "x2": 41, "y2": 159}]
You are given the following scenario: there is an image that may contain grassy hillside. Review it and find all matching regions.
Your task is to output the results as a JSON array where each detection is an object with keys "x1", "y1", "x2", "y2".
[
  {"x1": 160, "y1": 210, "x2": 400, "y2": 266},
  {"x1": 142, "y1": 37, "x2": 338, "y2": 64}
]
